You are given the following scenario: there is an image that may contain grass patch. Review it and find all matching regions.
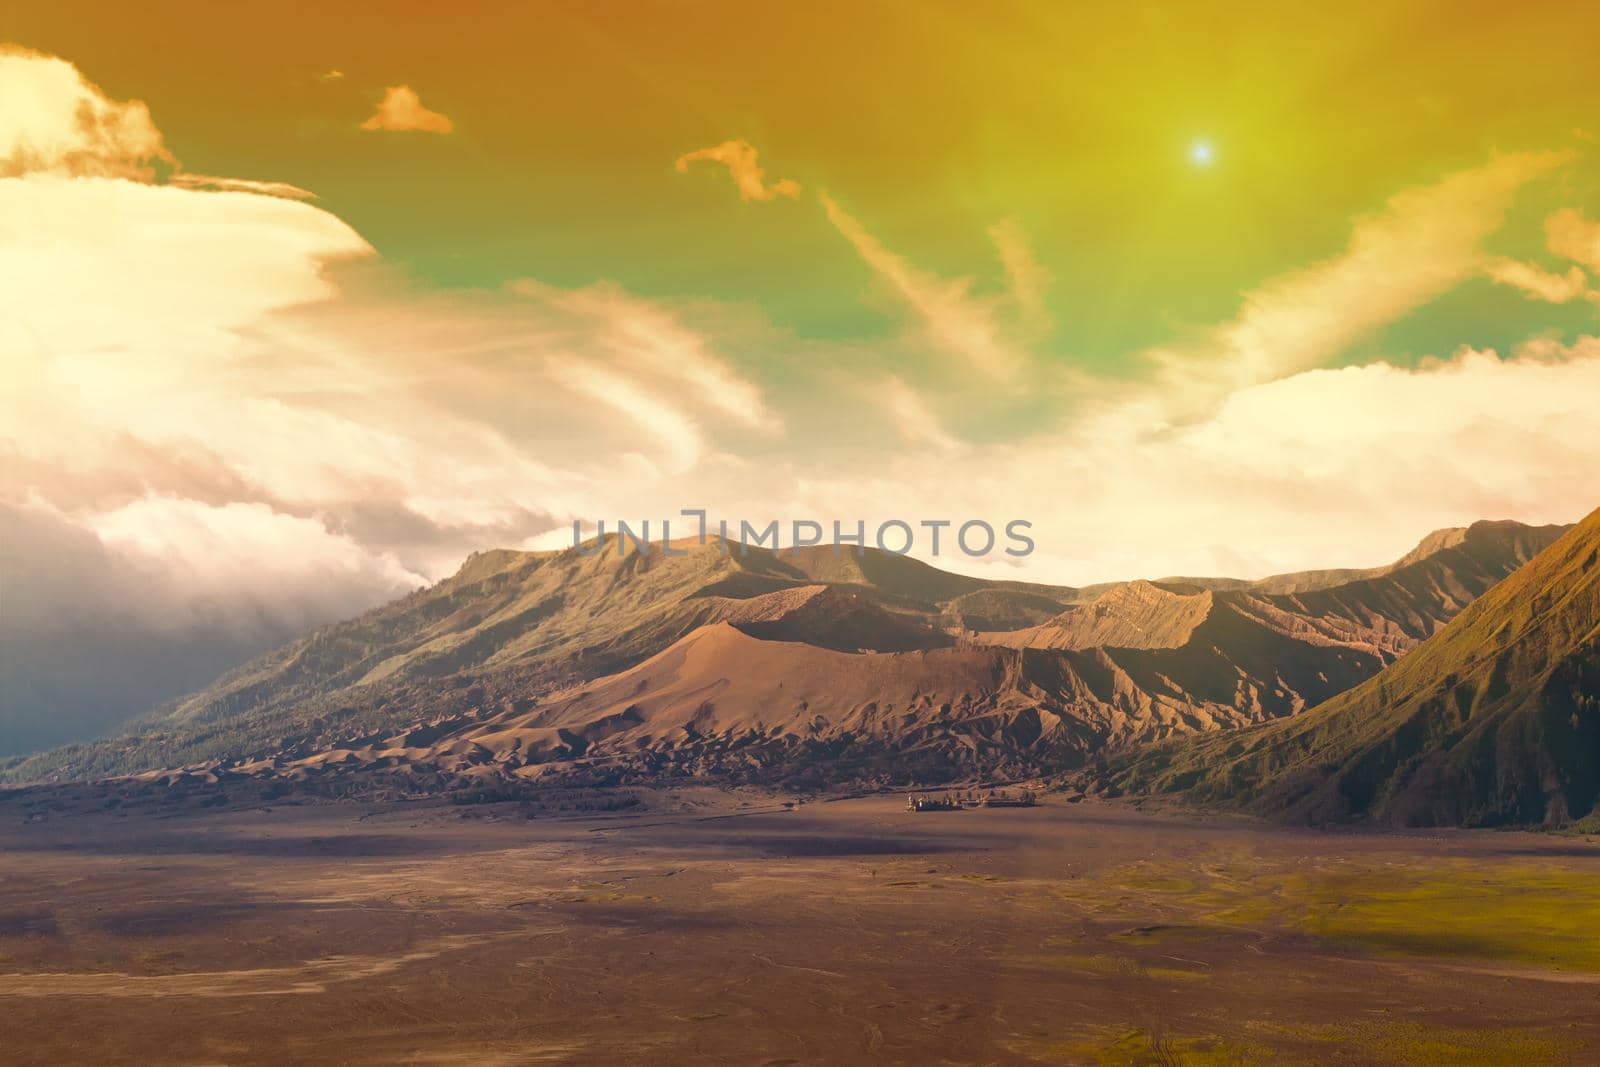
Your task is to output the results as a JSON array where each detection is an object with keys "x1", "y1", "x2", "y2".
[
  {"x1": 1293, "y1": 863, "x2": 1600, "y2": 972},
  {"x1": 1253, "y1": 1020, "x2": 1580, "y2": 1066},
  {"x1": 1015, "y1": 1026, "x2": 1272, "y2": 1065},
  {"x1": 1065, "y1": 854, "x2": 1600, "y2": 973},
  {"x1": 1017, "y1": 952, "x2": 1209, "y2": 982}
]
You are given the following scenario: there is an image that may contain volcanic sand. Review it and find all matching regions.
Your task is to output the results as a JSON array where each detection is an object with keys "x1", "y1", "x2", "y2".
[{"x1": 2, "y1": 791, "x2": 1598, "y2": 1064}]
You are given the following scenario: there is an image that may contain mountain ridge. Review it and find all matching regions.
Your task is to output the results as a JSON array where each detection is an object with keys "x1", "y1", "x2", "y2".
[
  {"x1": 0, "y1": 518, "x2": 1571, "y2": 788},
  {"x1": 1094, "y1": 509, "x2": 1600, "y2": 826}
]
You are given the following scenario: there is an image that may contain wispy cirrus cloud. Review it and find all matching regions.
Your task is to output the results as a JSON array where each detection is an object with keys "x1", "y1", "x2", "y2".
[
  {"x1": 514, "y1": 280, "x2": 783, "y2": 433},
  {"x1": 1483, "y1": 206, "x2": 1600, "y2": 305},
  {"x1": 675, "y1": 139, "x2": 800, "y2": 201},
  {"x1": 988, "y1": 217, "x2": 1052, "y2": 337},
  {"x1": 1485, "y1": 257, "x2": 1592, "y2": 303},
  {"x1": 360, "y1": 85, "x2": 454, "y2": 134},
  {"x1": 1547, "y1": 207, "x2": 1600, "y2": 272},
  {"x1": 873, "y1": 375, "x2": 963, "y2": 454},
  {"x1": 1144, "y1": 151, "x2": 1570, "y2": 415},
  {"x1": 820, "y1": 192, "x2": 1031, "y2": 384},
  {"x1": 545, "y1": 359, "x2": 705, "y2": 474},
  {"x1": 168, "y1": 172, "x2": 317, "y2": 200}
]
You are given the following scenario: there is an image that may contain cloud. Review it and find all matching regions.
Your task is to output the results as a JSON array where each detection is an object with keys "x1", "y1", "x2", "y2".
[
  {"x1": 1547, "y1": 207, "x2": 1600, "y2": 272},
  {"x1": 0, "y1": 174, "x2": 368, "y2": 357},
  {"x1": 1145, "y1": 151, "x2": 1568, "y2": 415},
  {"x1": 988, "y1": 217, "x2": 1052, "y2": 336},
  {"x1": 360, "y1": 85, "x2": 454, "y2": 134},
  {"x1": 0, "y1": 45, "x2": 173, "y2": 180},
  {"x1": 0, "y1": 48, "x2": 318, "y2": 200},
  {"x1": 0, "y1": 499, "x2": 422, "y2": 755},
  {"x1": 874, "y1": 376, "x2": 963, "y2": 454},
  {"x1": 515, "y1": 280, "x2": 782, "y2": 432},
  {"x1": 87, "y1": 496, "x2": 425, "y2": 616},
  {"x1": 1, "y1": 146, "x2": 772, "y2": 535},
  {"x1": 784, "y1": 337, "x2": 1600, "y2": 585},
  {"x1": 1485, "y1": 257, "x2": 1592, "y2": 303},
  {"x1": 821, "y1": 192, "x2": 1028, "y2": 382},
  {"x1": 675, "y1": 139, "x2": 800, "y2": 201},
  {"x1": 546, "y1": 359, "x2": 705, "y2": 474},
  {"x1": 167, "y1": 172, "x2": 317, "y2": 200},
  {"x1": 1482, "y1": 207, "x2": 1600, "y2": 306}
]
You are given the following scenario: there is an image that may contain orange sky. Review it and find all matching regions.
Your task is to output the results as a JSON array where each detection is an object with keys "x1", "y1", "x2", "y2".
[{"x1": 9, "y1": 0, "x2": 1598, "y2": 360}]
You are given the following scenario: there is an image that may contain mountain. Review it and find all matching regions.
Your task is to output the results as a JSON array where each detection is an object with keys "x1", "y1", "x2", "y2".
[
  {"x1": 1097, "y1": 508, "x2": 1600, "y2": 827},
  {"x1": 0, "y1": 519, "x2": 1569, "y2": 791},
  {"x1": 1152, "y1": 521, "x2": 1556, "y2": 596},
  {"x1": 2, "y1": 538, "x2": 1071, "y2": 783}
]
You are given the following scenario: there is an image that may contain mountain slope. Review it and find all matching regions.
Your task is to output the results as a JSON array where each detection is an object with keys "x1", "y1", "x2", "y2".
[
  {"x1": 238, "y1": 620, "x2": 1374, "y2": 793},
  {"x1": 979, "y1": 581, "x2": 1215, "y2": 650},
  {"x1": 2, "y1": 538, "x2": 1075, "y2": 781},
  {"x1": 1100, "y1": 508, "x2": 1600, "y2": 827},
  {"x1": 1, "y1": 519, "x2": 1569, "y2": 787}
]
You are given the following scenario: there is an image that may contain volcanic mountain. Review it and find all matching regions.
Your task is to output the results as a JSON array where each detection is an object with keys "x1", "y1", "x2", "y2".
[
  {"x1": 1, "y1": 519, "x2": 1569, "y2": 792},
  {"x1": 1097, "y1": 507, "x2": 1600, "y2": 827}
]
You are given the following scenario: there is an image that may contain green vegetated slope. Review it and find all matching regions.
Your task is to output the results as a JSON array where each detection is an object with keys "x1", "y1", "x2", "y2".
[{"x1": 1103, "y1": 507, "x2": 1600, "y2": 826}]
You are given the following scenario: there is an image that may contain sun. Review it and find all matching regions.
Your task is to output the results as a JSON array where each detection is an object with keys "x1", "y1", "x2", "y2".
[{"x1": 1189, "y1": 140, "x2": 1215, "y2": 166}]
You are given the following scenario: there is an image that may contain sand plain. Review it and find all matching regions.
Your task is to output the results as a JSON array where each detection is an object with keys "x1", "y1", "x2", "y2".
[{"x1": 2, "y1": 790, "x2": 1598, "y2": 1065}]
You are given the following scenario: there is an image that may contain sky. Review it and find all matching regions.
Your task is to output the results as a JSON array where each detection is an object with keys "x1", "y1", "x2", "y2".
[{"x1": 3, "y1": 2, "x2": 1600, "y2": 752}]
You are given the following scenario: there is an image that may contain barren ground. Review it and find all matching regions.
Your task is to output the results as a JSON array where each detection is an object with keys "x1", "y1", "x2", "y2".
[{"x1": 2, "y1": 790, "x2": 1598, "y2": 1065}]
